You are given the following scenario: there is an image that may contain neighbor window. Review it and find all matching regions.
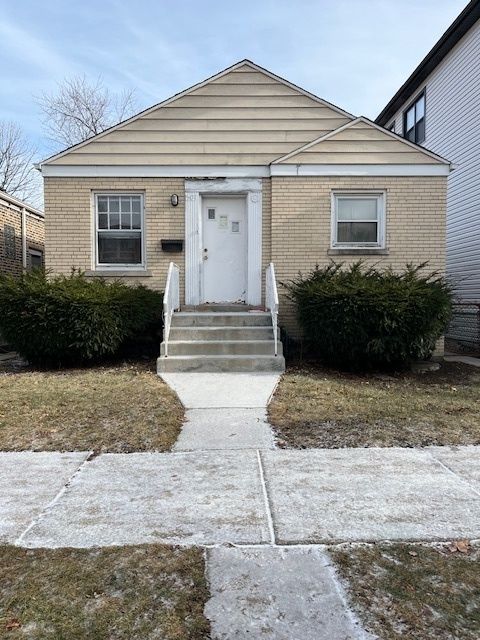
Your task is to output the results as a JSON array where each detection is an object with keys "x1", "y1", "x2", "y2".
[
  {"x1": 332, "y1": 193, "x2": 385, "y2": 248},
  {"x1": 403, "y1": 92, "x2": 425, "y2": 143},
  {"x1": 28, "y1": 248, "x2": 43, "y2": 270},
  {"x1": 95, "y1": 194, "x2": 144, "y2": 267}
]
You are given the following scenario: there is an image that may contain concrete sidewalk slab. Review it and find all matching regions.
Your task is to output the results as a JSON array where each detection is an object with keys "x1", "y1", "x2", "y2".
[
  {"x1": 444, "y1": 355, "x2": 480, "y2": 368},
  {"x1": 0, "y1": 452, "x2": 89, "y2": 543},
  {"x1": 174, "y1": 408, "x2": 275, "y2": 451},
  {"x1": 21, "y1": 451, "x2": 270, "y2": 548},
  {"x1": 262, "y1": 448, "x2": 480, "y2": 543},
  {"x1": 429, "y1": 445, "x2": 480, "y2": 492},
  {"x1": 160, "y1": 372, "x2": 280, "y2": 408},
  {"x1": 205, "y1": 546, "x2": 370, "y2": 640}
]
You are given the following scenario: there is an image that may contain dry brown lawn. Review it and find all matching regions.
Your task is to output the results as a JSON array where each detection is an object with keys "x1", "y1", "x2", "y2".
[
  {"x1": 269, "y1": 362, "x2": 480, "y2": 448},
  {"x1": 0, "y1": 362, "x2": 184, "y2": 452},
  {"x1": 332, "y1": 541, "x2": 480, "y2": 640},
  {"x1": 0, "y1": 544, "x2": 210, "y2": 639}
]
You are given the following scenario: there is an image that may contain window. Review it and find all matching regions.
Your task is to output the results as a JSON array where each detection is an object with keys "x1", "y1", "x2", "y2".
[
  {"x1": 28, "y1": 248, "x2": 43, "y2": 270},
  {"x1": 4, "y1": 224, "x2": 16, "y2": 259},
  {"x1": 388, "y1": 121, "x2": 395, "y2": 132},
  {"x1": 95, "y1": 194, "x2": 144, "y2": 267},
  {"x1": 403, "y1": 92, "x2": 425, "y2": 143},
  {"x1": 332, "y1": 192, "x2": 385, "y2": 248}
]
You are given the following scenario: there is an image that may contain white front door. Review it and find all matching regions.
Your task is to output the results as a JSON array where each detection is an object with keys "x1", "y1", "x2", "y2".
[{"x1": 201, "y1": 196, "x2": 247, "y2": 303}]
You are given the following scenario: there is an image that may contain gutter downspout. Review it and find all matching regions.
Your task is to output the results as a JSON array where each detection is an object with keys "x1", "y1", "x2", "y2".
[{"x1": 21, "y1": 206, "x2": 27, "y2": 271}]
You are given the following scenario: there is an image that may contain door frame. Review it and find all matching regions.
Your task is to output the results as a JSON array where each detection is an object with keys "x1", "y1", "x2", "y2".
[{"x1": 185, "y1": 178, "x2": 262, "y2": 305}]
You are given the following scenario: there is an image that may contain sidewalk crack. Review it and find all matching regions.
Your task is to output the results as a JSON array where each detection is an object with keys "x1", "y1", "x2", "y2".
[
  {"x1": 256, "y1": 450, "x2": 276, "y2": 545},
  {"x1": 15, "y1": 451, "x2": 94, "y2": 547},
  {"x1": 427, "y1": 450, "x2": 480, "y2": 499}
]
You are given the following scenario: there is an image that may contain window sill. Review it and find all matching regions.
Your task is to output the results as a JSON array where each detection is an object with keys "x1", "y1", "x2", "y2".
[
  {"x1": 328, "y1": 248, "x2": 389, "y2": 256},
  {"x1": 85, "y1": 269, "x2": 152, "y2": 277}
]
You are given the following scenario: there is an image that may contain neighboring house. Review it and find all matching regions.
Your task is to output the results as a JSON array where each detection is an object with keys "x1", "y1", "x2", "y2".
[
  {"x1": 37, "y1": 60, "x2": 449, "y2": 371},
  {"x1": 0, "y1": 191, "x2": 45, "y2": 276},
  {"x1": 376, "y1": 0, "x2": 480, "y2": 349}
]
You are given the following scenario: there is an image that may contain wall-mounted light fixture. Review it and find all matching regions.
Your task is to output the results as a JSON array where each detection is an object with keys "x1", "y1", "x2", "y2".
[{"x1": 170, "y1": 194, "x2": 179, "y2": 207}]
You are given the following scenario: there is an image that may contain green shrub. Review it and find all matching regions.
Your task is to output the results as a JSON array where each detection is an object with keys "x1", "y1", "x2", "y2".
[
  {"x1": 0, "y1": 270, "x2": 163, "y2": 367},
  {"x1": 283, "y1": 262, "x2": 452, "y2": 370}
]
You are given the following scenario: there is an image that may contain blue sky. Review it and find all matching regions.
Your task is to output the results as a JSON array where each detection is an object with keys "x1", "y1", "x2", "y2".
[{"x1": 0, "y1": 0, "x2": 469, "y2": 158}]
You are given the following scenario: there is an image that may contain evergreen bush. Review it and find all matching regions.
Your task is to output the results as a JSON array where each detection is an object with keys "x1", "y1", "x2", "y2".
[
  {"x1": 283, "y1": 262, "x2": 452, "y2": 369},
  {"x1": 0, "y1": 270, "x2": 163, "y2": 367}
]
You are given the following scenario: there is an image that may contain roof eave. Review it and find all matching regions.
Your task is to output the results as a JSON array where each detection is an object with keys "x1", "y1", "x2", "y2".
[{"x1": 376, "y1": 0, "x2": 480, "y2": 125}]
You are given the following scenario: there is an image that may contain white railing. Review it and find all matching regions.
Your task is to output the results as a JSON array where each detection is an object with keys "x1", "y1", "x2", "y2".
[
  {"x1": 265, "y1": 262, "x2": 279, "y2": 356},
  {"x1": 163, "y1": 262, "x2": 180, "y2": 357}
]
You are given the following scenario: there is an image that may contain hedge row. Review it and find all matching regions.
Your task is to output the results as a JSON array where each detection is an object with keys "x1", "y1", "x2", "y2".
[
  {"x1": 283, "y1": 262, "x2": 452, "y2": 369},
  {"x1": 0, "y1": 270, "x2": 163, "y2": 367}
]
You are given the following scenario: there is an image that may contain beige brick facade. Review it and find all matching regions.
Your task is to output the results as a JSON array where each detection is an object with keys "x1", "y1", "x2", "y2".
[
  {"x1": 44, "y1": 174, "x2": 447, "y2": 337},
  {"x1": 270, "y1": 176, "x2": 447, "y2": 333},
  {"x1": 0, "y1": 198, "x2": 45, "y2": 276}
]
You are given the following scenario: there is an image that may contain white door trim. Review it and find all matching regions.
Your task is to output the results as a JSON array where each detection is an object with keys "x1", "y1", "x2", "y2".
[{"x1": 185, "y1": 178, "x2": 262, "y2": 305}]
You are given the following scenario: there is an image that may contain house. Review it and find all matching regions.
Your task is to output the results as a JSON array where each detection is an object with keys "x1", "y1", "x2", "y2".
[
  {"x1": 37, "y1": 60, "x2": 450, "y2": 372},
  {"x1": 0, "y1": 191, "x2": 45, "y2": 276},
  {"x1": 376, "y1": 0, "x2": 480, "y2": 351}
]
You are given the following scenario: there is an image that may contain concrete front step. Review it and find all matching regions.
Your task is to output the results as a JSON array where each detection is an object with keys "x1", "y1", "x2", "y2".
[
  {"x1": 160, "y1": 340, "x2": 282, "y2": 357},
  {"x1": 157, "y1": 354, "x2": 286, "y2": 373},
  {"x1": 172, "y1": 312, "x2": 271, "y2": 327},
  {"x1": 169, "y1": 326, "x2": 274, "y2": 341}
]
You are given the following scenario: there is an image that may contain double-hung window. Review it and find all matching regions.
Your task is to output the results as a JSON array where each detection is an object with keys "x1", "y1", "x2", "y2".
[
  {"x1": 95, "y1": 194, "x2": 144, "y2": 267},
  {"x1": 404, "y1": 92, "x2": 425, "y2": 144},
  {"x1": 332, "y1": 192, "x2": 385, "y2": 249}
]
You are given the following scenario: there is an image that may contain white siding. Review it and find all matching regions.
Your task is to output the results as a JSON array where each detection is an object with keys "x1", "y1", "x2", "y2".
[{"x1": 385, "y1": 19, "x2": 480, "y2": 300}]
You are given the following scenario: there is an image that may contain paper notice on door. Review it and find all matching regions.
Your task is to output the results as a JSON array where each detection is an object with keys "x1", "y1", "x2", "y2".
[{"x1": 219, "y1": 215, "x2": 228, "y2": 229}]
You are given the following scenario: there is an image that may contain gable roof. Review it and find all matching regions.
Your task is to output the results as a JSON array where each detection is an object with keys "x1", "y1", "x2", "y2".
[
  {"x1": 376, "y1": 0, "x2": 480, "y2": 126},
  {"x1": 40, "y1": 60, "x2": 353, "y2": 167},
  {"x1": 272, "y1": 117, "x2": 450, "y2": 165}
]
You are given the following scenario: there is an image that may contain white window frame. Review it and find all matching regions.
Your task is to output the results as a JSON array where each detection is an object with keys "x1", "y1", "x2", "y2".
[
  {"x1": 331, "y1": 191, "x2": 386, "y2": 249},
  {"x1": 93, "y1": 192, "x2": 146, "y2": 270}
]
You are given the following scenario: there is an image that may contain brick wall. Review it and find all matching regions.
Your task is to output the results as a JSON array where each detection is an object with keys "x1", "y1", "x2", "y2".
[
  {"x1": 44, "y1": 177, "x2": 185, "y2": 291},
  {"x1": 44, "y1": 176, "x2": 274, "y2": 297},
  {"x1": 44, "y1": 175, "x2": 447, "y2": 350},
  {"x1": 270, "y1": 176, "x2": 447, "y2": 336},
  {"x1": 0, "y1": 201, "x2": 45, "y2": 276}
]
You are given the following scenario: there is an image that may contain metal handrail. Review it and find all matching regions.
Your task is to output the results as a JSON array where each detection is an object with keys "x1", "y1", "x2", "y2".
[
  {"x1": 163, "y1": 262, "x2": 180, "y2": 357},
  {"x1": 265, "y1": 262, "x2": 279, "y2": 356}
]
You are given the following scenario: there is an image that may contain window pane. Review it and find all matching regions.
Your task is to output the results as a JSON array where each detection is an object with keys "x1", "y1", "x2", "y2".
[
  {"x1": 29, "y1": 252, "x2": 43, "y2": 270},
  {"x1": 109, "y1": 197, "x2": 119, "y2": 213},
  {"x1": 338, "y1": 222, "x2": 377, "y2": 244},
  {"x1": 98, "y1": 213, "x2": 108, "y2": 229},
  {"x1": 406, "y1": 128, "x2": 416, "y2": 142},
  {"x1": 416, "y1": 95, "x2": 425, "y2": 120},
  {"x1": 121, "y1": 197, "x2": 131, "y2": 213},
  {"x1": 406, "y1": 106, "x2": 415, "y2": 130},
  {"x1": 109, "y1": 213, "x2": 120, "y2": 229},
  {"x1": 121, "y1": 213, "x2": 131, "y2": 229},
  {"x1": 98, "y1": 233, "x2": 141, "y2": 264},
  {"x1": 416, "y1": 118, "x2": 425, "y2": 143},
  {"x1": 131, "y1": 197, "x2": 141, "y2": 213},
  {"x1": 337, "y1": 198, "x2": 378, "y2": 221},
  {"x1": 97, "y1": 196, "x2": 108, "y2": 213},
  {"x1": 132, "y1": 213, "x2": 141, "y2": 229}
]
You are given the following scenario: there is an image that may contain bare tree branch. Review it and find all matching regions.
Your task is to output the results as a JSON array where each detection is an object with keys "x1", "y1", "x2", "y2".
[
  {"x1": 37, "y1": 75, "x2": 138, "y2": 148},
  {"x1": 0, "y1": 121, "x2": 41, "y2": 206}
]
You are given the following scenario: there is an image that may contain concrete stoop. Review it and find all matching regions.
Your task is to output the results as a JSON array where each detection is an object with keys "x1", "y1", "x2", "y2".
[{"x1": 157, "y1": 311, "x2": 286, "y2": 373}]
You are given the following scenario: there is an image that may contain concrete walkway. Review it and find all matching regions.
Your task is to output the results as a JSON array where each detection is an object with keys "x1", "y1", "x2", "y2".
[
  {"x1": 3, "y1": 370, "x2": 479, "y2": 639},
  {"x1": 161, "y1": 372, "x2": 279, "y2": 450},
  {"x1": 5, "y1": 446, "x2": 479, "y2": 549},
  {"x1": 2, "y1": 446, "x2": 480, "y2": 638}
]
